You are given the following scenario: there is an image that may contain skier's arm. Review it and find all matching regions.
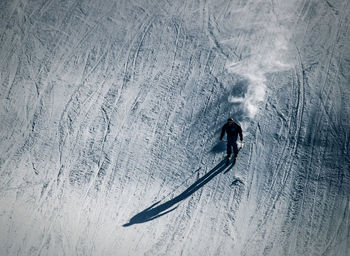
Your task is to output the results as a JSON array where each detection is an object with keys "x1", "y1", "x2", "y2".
[
  {"x1": 238, "y1": 125, "x2": 243, "y2": 141},
  {"x1": 220, "y1": 125, "x2": 226, "y2": 140}
]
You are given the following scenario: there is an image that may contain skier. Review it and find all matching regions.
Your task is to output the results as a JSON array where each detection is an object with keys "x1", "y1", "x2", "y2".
[{"x1": 220, "y1": 118, "x2": 243, "y2": 165}]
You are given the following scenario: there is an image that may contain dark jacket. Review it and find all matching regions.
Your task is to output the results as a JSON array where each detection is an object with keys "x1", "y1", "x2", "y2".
[{"x1": 220, "y1": 122, "x2": 243, "y2": 142}]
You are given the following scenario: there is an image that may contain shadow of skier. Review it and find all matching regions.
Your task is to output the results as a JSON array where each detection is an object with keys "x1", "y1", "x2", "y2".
[{"x1": 123, "y1": 158, "x2": 235, "y2": 227}]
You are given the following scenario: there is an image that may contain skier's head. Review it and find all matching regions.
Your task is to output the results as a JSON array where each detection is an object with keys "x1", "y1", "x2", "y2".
[{"x1": 227, "y1": 118, "x2": 234, "y2": 125}]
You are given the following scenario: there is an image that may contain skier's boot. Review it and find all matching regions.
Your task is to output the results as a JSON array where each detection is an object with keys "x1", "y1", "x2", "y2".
[{"x1": 226, "y1": 154, "x2": 231, "y2": 166}]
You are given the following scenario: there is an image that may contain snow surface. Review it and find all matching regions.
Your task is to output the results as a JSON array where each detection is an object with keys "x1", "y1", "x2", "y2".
[{"x1": 1, "y1": 0, "x2": 350, "y2": 255}]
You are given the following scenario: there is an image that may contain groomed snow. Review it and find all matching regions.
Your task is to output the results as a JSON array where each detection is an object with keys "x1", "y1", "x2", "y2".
[{"x1": 0, "y1": 0, "x2": 349, "y2": 255}]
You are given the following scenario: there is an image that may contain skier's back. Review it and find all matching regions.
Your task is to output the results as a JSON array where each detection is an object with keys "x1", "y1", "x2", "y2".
[{"x1": 220, "y1": 118, "x2": 243, "y2": 163}]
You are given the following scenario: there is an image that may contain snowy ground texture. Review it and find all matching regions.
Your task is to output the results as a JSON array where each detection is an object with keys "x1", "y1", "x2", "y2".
[{"x1": 1, "y1": 0, "x2": 350, "y2": 255}]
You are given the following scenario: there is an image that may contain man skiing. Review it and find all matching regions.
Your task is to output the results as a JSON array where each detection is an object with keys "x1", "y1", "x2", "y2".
[{"x1": 220, "y1": 118, "x2": 243, "y2": 165}]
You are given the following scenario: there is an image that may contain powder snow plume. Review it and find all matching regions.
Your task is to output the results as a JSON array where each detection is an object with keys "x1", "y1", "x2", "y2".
[{"x1": 224, "y1": 1, "x2": 296, "y2": 120}]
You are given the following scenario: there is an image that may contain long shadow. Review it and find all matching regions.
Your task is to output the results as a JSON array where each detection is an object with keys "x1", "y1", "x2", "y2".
[{"x1": 123, "y1": 158, "x2": 236, "y2": 227}]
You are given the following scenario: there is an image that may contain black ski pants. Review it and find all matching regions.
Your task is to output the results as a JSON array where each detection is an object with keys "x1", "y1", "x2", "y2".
[{"x1": 227, "y1": 139, "x2": 238, "y2": 157}]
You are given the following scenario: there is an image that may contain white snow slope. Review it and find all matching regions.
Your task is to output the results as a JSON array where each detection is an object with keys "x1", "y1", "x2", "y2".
[{"x1": 1, "y1": 0, "x2": 350, "y2": 255}]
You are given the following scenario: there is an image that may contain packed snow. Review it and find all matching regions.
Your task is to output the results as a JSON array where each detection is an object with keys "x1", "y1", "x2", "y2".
[{"x1": 1, "y1": 0, "x2": 349, "y2": 255}]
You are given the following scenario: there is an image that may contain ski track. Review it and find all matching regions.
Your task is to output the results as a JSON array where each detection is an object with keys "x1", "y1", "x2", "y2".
[{"x1": 0, "y1": 0, "x2": 350, "y2": 255}]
